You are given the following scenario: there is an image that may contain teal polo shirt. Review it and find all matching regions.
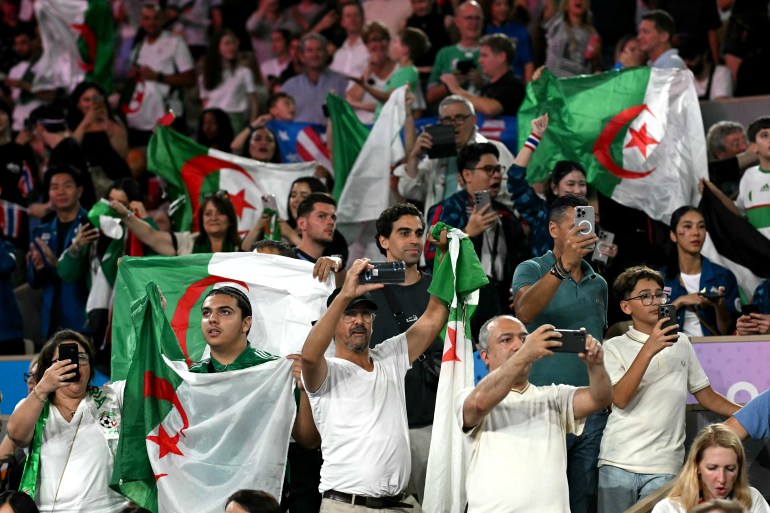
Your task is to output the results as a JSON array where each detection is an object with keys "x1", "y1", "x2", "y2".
[{"x1": 511, "y1": 251, "x2": 608, "y2": 387}]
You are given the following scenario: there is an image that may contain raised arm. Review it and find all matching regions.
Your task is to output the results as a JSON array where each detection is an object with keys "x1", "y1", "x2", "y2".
[
  {"x1": 572, "y1": 335, "x2": 613, "y2": 419},
  {"x1": 110, "y1": 200, "x2": 177, "y2": 255}
]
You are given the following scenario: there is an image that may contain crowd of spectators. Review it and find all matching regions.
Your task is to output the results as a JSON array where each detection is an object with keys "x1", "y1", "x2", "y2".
[{"x1": 2, "y1": 0, "x2": 770, "y2": 512}]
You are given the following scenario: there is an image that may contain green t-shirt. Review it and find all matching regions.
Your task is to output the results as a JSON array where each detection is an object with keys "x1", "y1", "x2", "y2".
[
  {"x1": 428, "y1": 45, "x2": 480, "y2": 86},
  {"x1": 189, "y1": 344, "x2": 279, "y2": 373},
  {"x1": 374, "y1": 65, "x2": 420, "y2": 120}
]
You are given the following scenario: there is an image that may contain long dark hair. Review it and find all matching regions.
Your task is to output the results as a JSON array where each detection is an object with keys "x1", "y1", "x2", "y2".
[
  {"x1": 545, "y1": 160, "x2": 587, "y2": 203},
  {"x1": 0, "y1": 491, "x2": 40, "y2": 513},
  {"x1": 242, "y1": 125, "x2": 282, "y2": 163},
  {"x1": 203, "y1": 30, "x2": 238, "y2": 91},
  {"x1": 66, "y1": 80, "x2": 118, "y2": 130},
  {"x1": 286, "y1": 176, "x2": 327, "y2": 228},
  {"x1": 196, "y1": 108, "x2": 235, "y2": 150},
  {"x1": 665, "y1": 205, "x2": 703, "y2": 278},
  {"x1": 35, "y1": 330, "x2": 96, "y2": 401},
  {"x1": 194, "y1": 195, "x2": 242, "y2": 253}
]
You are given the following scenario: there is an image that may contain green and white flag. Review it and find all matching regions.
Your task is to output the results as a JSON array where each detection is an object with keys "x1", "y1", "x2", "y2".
[
  {"x1": 33, "y1": 0, "x2": 114, "y2": 92},
  {"x1": 148, "y1": 127, "x2": 316, "y2": 235},
  {"x1": 423, "y1": 223, "x2": 488, "y2": 513},
  {"x1": 111, "y1": 252, "x2": 334, "y2": 380},
  {"x1": 518, "y1": 67, "x2": 707, "y2": 224},
  {"x1": 111, "y1": 284, "x2": 296, "y2": 513}
]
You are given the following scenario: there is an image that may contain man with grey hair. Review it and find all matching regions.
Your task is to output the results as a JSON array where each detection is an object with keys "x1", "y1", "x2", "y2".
[
  {"x1": 459, "y1": 314, "x2": 612, "y2": 512},
  {"x1": 281, "y1": 33, "x2": 348, "y2": 125},
  {"x1": 395, "y1": 94, "x2": 514, "y2": 217},
  {"x1": 705, "y1": 120, "x2": 757, "y2": 197}
]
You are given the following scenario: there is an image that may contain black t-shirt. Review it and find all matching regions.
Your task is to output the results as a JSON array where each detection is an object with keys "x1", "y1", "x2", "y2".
[
  {"x1": 368, "y1": 273, "x2": 443, "y2": 427},
  {"x1": 407, "y1": 10, "x2": 452, "y2": 70},
  {"x1": 480, "y1": 69, "x2": 526, "y2": 116}
]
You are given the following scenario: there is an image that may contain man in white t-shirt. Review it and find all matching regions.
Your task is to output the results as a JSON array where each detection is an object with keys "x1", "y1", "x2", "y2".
[
  {"x1": 124, "y1": 2, "x2": 195, "y2": 144},
  {"x1": 301, "y1": 247, "x2": 450, "y2": 512},
  {"x1": 458, "y1": 315, "x2": 612, "y2": 513},
  {"x1": 597, "y1": 266, "x2": 740, "y2": 513},
  {"x1": 329, "y1": 1, "x2": 369, "y2": 80}
]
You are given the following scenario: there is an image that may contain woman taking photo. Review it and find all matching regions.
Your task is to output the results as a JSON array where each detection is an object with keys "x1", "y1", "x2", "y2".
[
  {"x1": 661, "y1": 206, "x2": 739, "y2": 337},
  {"x1": 6, "y1": 331, "x2": 128, "y2": 513},
  {"x1": 652, "y1": 424, "x2": 770, "y2": 513}
]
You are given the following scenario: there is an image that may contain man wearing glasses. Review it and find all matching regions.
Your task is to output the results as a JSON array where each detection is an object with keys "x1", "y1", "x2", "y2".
[
  {"x1": 427, "y1": 142, "x2": 529, "y2": 336},
  {"x1": 597, "y1": 265, "x2": 740, "y2": 513},
  {"x1": 396, "y1": 95, "x2": 514, "y2": 219},
  {"x1": 300, "y1": 248, "x2": 450, "y2": 513}
]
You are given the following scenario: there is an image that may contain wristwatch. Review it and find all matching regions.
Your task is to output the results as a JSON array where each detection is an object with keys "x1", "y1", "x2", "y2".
[{"x1": 550, "y1": 264, "x2": 567, "y2": 280}]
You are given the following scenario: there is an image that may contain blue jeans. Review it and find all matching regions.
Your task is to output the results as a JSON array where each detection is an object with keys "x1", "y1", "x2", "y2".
[
  {"x1": 565, "y1": 409, "x2": 609, "y2": 513},
  {"x1": 597, "y1": 465, "x2": 675, "y2": 513}
]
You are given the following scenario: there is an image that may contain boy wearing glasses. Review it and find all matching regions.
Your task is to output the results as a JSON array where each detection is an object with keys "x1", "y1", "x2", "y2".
[{"x1": 597, "y1": 266, "x2": 740, "y2": 513}]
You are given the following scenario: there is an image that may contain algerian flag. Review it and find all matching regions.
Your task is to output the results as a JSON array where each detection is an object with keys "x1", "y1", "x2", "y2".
[
  {"x1": 33, "y1": 0, "x2": 114, "y2": 92},
  {"x1": 518, "y1": 68, "x2": 707, "y2": 225},
  {"x1": 327, "y1": 93, "x2": 370, "y2": 201},
  {"x1": 88, "y1": 199, "x2": 123, "y2": 240},
  {"x1": 111, "y1": 252, "x2": 334, "y2": 380},
  {"x1": 147, "y1": 126, "x2": 316, "y2": 235},
  {"x1": 111, "y1": 284, "x2": 296, "y2": 513},
  {"x1": 423, "y1": 222, "x2": 489, "y2": 513}
]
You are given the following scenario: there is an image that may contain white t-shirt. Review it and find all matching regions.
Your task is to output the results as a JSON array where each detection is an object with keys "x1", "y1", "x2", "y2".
[
  {"x1": 330, "y1": 36, "x2": 370, "y2": 80},
  {"x1": 26, "y1": 382, "x2": 129, "y2": 513},
  {"x1": 599, "y1": 327, "x2": 710, "y2": 474},
  {"x1": 198, "y1": 66, "x2": 257, "y2": 114},
  {"x1": 680, "y1": 272, "x2": 703, "y2": 337},
  {"x1": 652, "y1": 488, "x2": 770, "y2": 513},
  {"x1": 354, "y1": 69, "x2": 393, "y2": 124},
  {"x1": 126, "y1": 31, "x2": 194, "y2": 131},
  {"x1": 456, "y1": 383, "x2": 583, "y2": 513},
  {"x1": 260, "y1": 57, "x2": 289, "y2": 82},
  {"x1": 736, "y1": 166, "x2": 770, "y2": 240},
  {"x1": 8, "y1": 59, "x2": 43, "y2": 132},
  {"x1": 305, "y1": 333, "x2": 411, "y2": 497},
  {"x1": 693, "y1": 64, "x2": 733, "y2": 100}
]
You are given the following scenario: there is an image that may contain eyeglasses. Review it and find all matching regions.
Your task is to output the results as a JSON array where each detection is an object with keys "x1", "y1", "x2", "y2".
[
  {"x1": 203, "y1": 190, "x2": 229, "y2": 200},
  {"x1": 439, "y1": 113, "x2": 472, "y2": 126},
  {"x1": 342, "y1": 310, "x2": 376, "y2": 324},
  {"x1": 23, "y1": 372, "x2": 34, "y2": 383},
  {"x1": 624, "y1": 293, "x2": 669, "y2": 306},
  {"x1": 471, "y1": 165, "x2": 504, "y2": 176},
  {"x1": 55, "y1": 353, "x2": 91, "y2": 366}
]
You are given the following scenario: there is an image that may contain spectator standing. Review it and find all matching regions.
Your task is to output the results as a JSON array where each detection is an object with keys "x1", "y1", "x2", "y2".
[
  {"x1": 680, "y1": 39, "x2": 733, "y2": 100},
  {"x1": 329, "y1": 2, "x2": 369, "y2": 80},
  {"x1": 611, "y1": 35, "x2": 644, "y2": 70},
  {"x1": 346, "y1": 21, "x2": 397, "y2": 124},
  {"x1": 260, "y1": 30, "x2": 293, "y2": 94},
  {"x1": 4, "y1": 26, "x2": 48, "y2": 133},
  {"x1": 246, "y1": 0, "x2": 300, "y2": 66},
  {"x1": 281, "y1": 34, "x2": 348, "y2": 125},
  {"x1": 439, "y1": 33, "x2": 525, "y2": 117},
  {"x1": 637, "y1": 10, "x2": 686, "y2": 70},
  {"x1": 166, "y1": 0, "x2": 223, "y2": 60},
  {"x1": 543, "y1": 0, "x2": 602, "y2": 77},
  {"x1": 200, "y1": 30, "x2": 259, "y2": 131},
  {"x1": 511, "y1": 194, "x2": 607, "y2": 513},
  {"x1": 404, "y1": 0, "x2": 452, "y2": 80},
  {"x1": 483, "y1": 0, "x2": 534, "y2": 82},
  {"x1": 124, "y1": 2, "x2": 195, "y2": 145}
]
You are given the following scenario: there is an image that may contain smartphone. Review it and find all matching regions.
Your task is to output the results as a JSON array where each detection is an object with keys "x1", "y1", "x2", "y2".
[
  {"x1": 261, "y1": 194, "x2": 278, "y2": 212},
  {"x1": 58, "y1": 343, "x2": 81, "y2": 383},
  {"x1": 698, "y1": 291, "x2": 725, "y2": 303},
  {"x1": 591, "y1": 230, "x2": 615, "y2": 265},
  {"x1": 574, "y1": 205, "x2": 595, "y2": 250},
  {"x1": 424, "y1": 124, "x2": 457, "y2": 159},
  {"x1": 474, "y1": 190, "x2": 492, "y2": 212},
  {"x1": 551, "y1": 329, "x2": 586, "y2": 353},
  {"x1": 456, "y1": 60, "x2": 476, "y2": 74},
  {"x1": 658, "y1": 304, "x2": 677, "y2": 333},
  {"x1": 359, "y1": 261, "x2": 406, "y2": 284},
  {"x1": 742, "y1": 304, "x2": 760, "y2": 316}
]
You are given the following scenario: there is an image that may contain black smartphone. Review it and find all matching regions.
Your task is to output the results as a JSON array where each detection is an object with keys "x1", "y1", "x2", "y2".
[
  {"x1": 742, "y1": 304, "x2": 760, "y2": 316},
  {"x1": 359, "y1": 261, "x2": 406, "y2": 284},
  {"x1": 424, "y1": 124, "x2": 457, "y2": 159},
  {"x1": 658, "y1": 304, "x2": 677, "y2": 333},
  {"x1": 698, "y1": 291, "x2": 725, "y2": 303},
  {"x1": 456, "y1": 60, "x2": 476, "y2": 74},
  {"x1": 58, "y1": 343, "x2": 81, "y2": 383},
  {"x1": 473, "y1": 190, "x2": 492, "y2": 212},
  {"x1": 551, "y1": 329, "x2": 586, "y2": 353}
]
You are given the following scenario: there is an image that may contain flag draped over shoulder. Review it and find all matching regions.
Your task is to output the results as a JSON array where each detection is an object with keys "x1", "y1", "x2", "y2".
[
  {"x1": 518, "y1": 68, "x2": 707, "y2": 225},
  {"x1": 147, "y1": 126, "x2": 316, "y2": 234},
  {"x1": 111, "y1": 284, "x2": 296, "y2": 513},
  {"x1": 423, "y1": 222, "x2": 488, "y2": 513},
  {"x1": 111, "y1": 252, "x2": 334, "y2": 380},
  {"x1": 33, "y1": 0, "x2": 114, "y2": 92}
]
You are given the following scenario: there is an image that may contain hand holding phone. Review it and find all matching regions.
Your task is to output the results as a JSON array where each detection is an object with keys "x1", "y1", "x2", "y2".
[
  {"x1": 658, "y1": 304, "x2": 677, "y2": 334},
  {"x1": 358, "y1": 261, "x2": 406, "y2": 284},
  {"x1": 550, "y1": 329, "x2": 586, "y2": 353},
  {"x1": 261, "y1": 194, "x2": 278, "y2": 213},
  {"x1": 574, "y1": 206, "x2": 596, "y2": 250},
  {"x1": 57, "y1": 343, "x2": 81, "y2": 383}
]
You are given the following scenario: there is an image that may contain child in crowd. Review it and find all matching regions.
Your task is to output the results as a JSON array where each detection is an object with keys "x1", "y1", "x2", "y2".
[{"x1": 597, "y1": 266, "x2": 740, "y2": 513}]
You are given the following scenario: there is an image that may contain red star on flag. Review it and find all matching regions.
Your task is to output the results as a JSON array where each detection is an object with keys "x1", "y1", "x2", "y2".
[
  {"x1": 624, "y1": 123, "x2": 658, "y2": 158},
  {"x1": 228, "y1": 189, "x2": 256, "y2": 218},
  {"x1": 147, "y1": 424, "x2": 184, "y2": 459},
  {"x1": 442, "y1": 324, "x2": 462, "y2": 363}
]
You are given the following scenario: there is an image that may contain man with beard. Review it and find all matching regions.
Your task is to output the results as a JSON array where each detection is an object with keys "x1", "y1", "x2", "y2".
[
  {"x1": 300, "y1": 233, "x2": 450, "y2": 512},
  {"x1": 366, "y1": 203, "x2": 440, "y2": 504}
]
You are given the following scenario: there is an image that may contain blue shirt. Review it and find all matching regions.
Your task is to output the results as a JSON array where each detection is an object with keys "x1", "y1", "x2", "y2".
[
  {"x1": 485, "y1": 22, "x2": 533, "y2": 79},
  {"x1": 650, "y1": 48, "x2": 686, "y2": 69},
  {"x1": 282, "y1": 68, "x2": 349, "y2": 125}
]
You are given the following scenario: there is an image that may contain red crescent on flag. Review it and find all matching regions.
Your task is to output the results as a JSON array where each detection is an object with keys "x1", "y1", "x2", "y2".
[
  {"x1": 171, "y1": 275, "x2": 248, "y2": 366},
  {"x1": 144, "y1": 371, "x2": 190, "y2": 434},
  {"x1": 180, "y1": 156, "x2": 257, "y2": 232},
  {"x1": 70, "y1": 24, "x2": 96, "y2": 72},
  {"x1": 593, "y1": 104, "x2": 656, "y2": 180},
  {"x1": 122, "y1": 81, "x2": 144, "y2": 115}
]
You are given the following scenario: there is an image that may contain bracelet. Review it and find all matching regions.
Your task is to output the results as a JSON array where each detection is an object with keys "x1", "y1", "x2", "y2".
[
  {"x1": 524, "y1": 132, "x2": 541, "y2": 152},
  {"x1": 556, "y1": 257, "x2": 572, "y2": 276},
  {"x1": 31, "y1": 387, "x2": 45, "y2": 403},
  {"x1": 121, "y1": 210, "x2": 135, "y2": 221},
  {"x1": 550, "y1": 263, "x2": 567, "y2": 280}
]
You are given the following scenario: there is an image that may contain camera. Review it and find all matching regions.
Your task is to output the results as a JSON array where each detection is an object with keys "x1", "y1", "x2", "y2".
[{"x1": 359, "y1": 261, "x2": 406, "y2": 284}]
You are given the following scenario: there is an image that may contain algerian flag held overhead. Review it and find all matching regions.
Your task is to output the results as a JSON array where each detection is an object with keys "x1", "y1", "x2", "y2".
[
  {"x1": 423, "y1": 223, "x2": 488, "y2": 513},
  {"x1": 33, "y1": 0, "x2": 114, "y2": 92},
  {"x1": 518, "y1": 68, "x2": 707, "y2": 224},
  {"x1": 111, "y1": 252, "x2": 334, "y2": 380},
  {"x1": 112, "y1": 284, "x2": 296, "y2": 513},
  {"x1": 148, "y1": 126, "x2": 316, "y2": 234}
]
